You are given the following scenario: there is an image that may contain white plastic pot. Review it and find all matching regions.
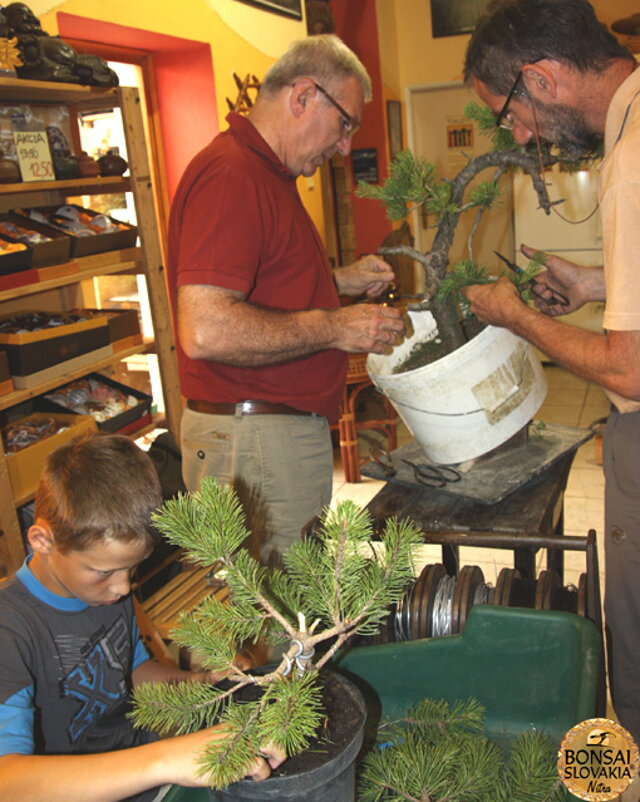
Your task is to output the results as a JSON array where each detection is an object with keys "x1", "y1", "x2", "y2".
[{"x1": 367, "y1": 310, "x2": 547, "y2": 465}]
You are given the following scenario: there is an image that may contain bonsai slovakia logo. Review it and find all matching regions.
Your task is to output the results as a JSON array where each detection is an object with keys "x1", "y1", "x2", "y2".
[{"x1": 558, "y1": 718, "x2": 640, "y2": 800}]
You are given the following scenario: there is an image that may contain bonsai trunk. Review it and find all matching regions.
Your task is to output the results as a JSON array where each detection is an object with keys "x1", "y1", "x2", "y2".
[{"x1": 380, "y1": 147, "x2": 560, "y2": 358}]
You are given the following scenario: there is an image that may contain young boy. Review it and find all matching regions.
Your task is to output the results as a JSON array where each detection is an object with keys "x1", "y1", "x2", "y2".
[{"x1": 0, "y1": 433, "x2": 283, "y2": 802}]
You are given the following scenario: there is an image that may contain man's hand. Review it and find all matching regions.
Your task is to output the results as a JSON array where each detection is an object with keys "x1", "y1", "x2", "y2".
[
  {"x1": 329, "y1": 303, "x2": 406, "y2": 354},
  {"x1": 521, "y1": 244, "x2": 604, "y2": 315},
  {"x1": 462, "y1": 277, "x2": 525, "y2": 327},
  {"x1": 334, "y1": 255, "x2": 395, "y2": 298}
]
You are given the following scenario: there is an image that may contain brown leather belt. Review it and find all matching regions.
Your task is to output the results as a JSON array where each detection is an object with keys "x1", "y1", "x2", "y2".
[{"x1": 187, "y1": 399, "x2": 314, "y2": 416}]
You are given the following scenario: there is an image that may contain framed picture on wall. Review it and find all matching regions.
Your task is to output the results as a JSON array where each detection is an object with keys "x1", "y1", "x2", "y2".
[
  {"x1": 430, "y1": 0, "x2": 489, "y2": 38},
  {"x1": 387, "y1": 100, "x2": 403, "y2": 160},
  {"x1": 235, "y1": 0, "x2": 303, "y2": 19}
]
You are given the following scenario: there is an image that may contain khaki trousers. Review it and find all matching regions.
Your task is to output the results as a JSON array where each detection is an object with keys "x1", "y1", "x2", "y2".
[
  {"x1": 604, "y1": 408, "x2": 640, "y2": 743},
  {"x1": 181, "y1": 406, "x2": 333, "y2": 563}
]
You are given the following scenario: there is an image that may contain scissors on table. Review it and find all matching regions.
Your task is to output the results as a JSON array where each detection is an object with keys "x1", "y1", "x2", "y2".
[
  {"x1": 494, "y1": 250, "x2": 570, "y2": 307},
  {"x1": 402, "y1": 459, "x2": 462, "y2": 488},
  {"x1": 370, "y1": 445, "x2": 397, "y2": 477}
]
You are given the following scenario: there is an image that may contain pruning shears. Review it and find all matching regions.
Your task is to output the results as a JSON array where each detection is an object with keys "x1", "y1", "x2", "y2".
[{"x1": 494, "y1": 251, "x2": 570, "y2": 307}]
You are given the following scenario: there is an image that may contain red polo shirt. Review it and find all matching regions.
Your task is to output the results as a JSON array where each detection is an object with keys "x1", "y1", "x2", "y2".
[{"x1": 167, "y1": 112, "x2": 347, "y2": 422}]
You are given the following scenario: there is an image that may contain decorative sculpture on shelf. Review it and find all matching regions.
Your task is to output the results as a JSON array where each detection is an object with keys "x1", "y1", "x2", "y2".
[
  {"x1": 612, "y1": 14, "x2": 640, "y2": 36},
  {"x1": 225, "y1": 72, "x2": 261, "y2": 115},
  {"x1": 0, "y1": 8, "x2": 22, "y2": 75},
  {"x1": 75, "y1": 53, "x2": 119, "y2": 87},
  {"x1": 1, "y1": 2, "x2": 118, "y2": 87}
]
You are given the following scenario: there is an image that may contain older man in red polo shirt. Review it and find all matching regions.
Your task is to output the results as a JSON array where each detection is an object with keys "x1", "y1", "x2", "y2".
[{"x1": 167, "y1": 34, "x2": 404, "y2": 563}]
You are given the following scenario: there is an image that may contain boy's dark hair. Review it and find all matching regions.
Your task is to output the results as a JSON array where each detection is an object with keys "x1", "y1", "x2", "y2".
[
  {"x1": 34, "y1": 432, "x2": 163, "y2": 553},
  {"x1": 464, "y1": 0, "x2": 635, "y2": 95}
]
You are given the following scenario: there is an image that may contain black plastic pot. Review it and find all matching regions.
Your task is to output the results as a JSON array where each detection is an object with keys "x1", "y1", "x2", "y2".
[{"x1": 209, "y1": 670, "x2": 365, "y2": 802}]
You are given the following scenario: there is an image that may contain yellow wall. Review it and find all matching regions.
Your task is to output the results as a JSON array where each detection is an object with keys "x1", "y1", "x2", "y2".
[
  {"x1": 39, "y1": 0, "x2": 304, "y2": 128},
  {"x1": 377, "y1": 0, "x2": 639, "y2": 98},
  {"x1": 35, "y1": 0, "x2": 326, "y2": 238},
  {"x1": 30, "y1": 0, "x2": 639, "y2": 249}
]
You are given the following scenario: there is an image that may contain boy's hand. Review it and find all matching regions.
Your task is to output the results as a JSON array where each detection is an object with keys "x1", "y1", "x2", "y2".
[
  {"x1": 248, "y1": 742, "x2": 287, "y2": 780},
  {"x1": 164, "y1": 727, "x2": 286, "y2": 787},
  {"x1": 191, "y1": 652, "x2": 255, "y2": 684}
]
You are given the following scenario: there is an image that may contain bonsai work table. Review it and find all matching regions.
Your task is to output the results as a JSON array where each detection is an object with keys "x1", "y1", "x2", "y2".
[
  {"x1": 366, "y1": 448, "x2": 606, "y2": 717},
  {"x1": 366, "y1": 450, "x2": 574, "y2": 580}
]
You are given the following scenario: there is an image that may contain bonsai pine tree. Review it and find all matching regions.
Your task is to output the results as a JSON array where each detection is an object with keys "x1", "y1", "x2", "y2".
[
  {"x1": 129, "y1": 477, "x2": 423, "y2": 789},
  {"x1": 358, "y1": 698, "x2": 566, "y2": 802},
  {"x1": 356, "y1": 102, "x2": 598, "y2": 358}
]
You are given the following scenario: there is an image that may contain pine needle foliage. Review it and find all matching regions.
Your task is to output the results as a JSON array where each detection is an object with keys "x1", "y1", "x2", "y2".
[
  {"x1": 359, "y1": 698, "x2": 566, "y2": 802},
  {"x1": 355, "y1": 149, "x2": 455, "y2": 221},
  {"x1": 434, "y1": 259, "x2": 492, "y2": 304},
  {"x1": 464, "y1": 100, "x2": 517, "y2": 152},
  {"x1": 496, "y1": 730, "x2": 566, "y2": 802},
  {"x1": 467, "y1": 179, "x2": 502, "y2": 210},
  {"x1": 435, "y1": 254, "x2": 553, "y2": 309},
  {"x1": 130, "y1": 479, "x2": 423, "y2": 790}
]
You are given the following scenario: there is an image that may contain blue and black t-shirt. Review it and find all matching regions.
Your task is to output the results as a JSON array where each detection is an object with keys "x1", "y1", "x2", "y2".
[{"x1": 0, "y1": 556, "x2": 159, "y2": 801}]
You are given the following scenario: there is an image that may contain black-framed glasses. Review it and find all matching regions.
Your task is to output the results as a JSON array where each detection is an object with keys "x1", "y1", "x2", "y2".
[
  {"x1": 495, "y1": 71, "x2": 528, "y2": 131},
  {"x1": 314, "y1": 82, "x2": 360, "y2": 136}
]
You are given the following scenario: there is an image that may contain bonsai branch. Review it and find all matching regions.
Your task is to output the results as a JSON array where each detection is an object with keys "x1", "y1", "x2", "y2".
[{"x1": 356, "y1": 101, "x2": 596, "y2": 352}]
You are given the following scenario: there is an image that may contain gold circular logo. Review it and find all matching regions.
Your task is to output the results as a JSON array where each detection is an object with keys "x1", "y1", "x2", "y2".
[{"x1": 558, "y1": 718, "x2": 640, "y2": 800}]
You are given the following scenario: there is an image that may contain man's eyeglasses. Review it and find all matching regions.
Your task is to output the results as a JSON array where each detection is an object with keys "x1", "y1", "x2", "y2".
[
  {"x1": 314, "y1": 82, "x2": 360, "y2": 136},
  {"x1": 495, "y1": 71, "x2": 529, "y2": 131}
]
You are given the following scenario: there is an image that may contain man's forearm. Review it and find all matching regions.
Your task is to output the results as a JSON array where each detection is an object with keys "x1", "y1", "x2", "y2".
[
  {"x1": 179, "y1": 285, "x2": 406, "y2": 364},
  {"x1": 509, "y1": 305, "x2": 640, "y2": 400},
  {"x1": 181, "y1": 300, "x2": 336, "y2": 365}
]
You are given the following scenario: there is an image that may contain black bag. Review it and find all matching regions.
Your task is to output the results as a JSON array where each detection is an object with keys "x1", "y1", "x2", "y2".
[{"x1": 147, "y1": 431, "x2": 186, "y2": 501}]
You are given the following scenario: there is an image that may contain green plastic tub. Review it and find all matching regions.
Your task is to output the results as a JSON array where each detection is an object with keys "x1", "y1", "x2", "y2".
[
  {"x1": 335, "y1": 604, "x2": 601, "y2": 802},
  {"x1": 335, "y1": 604, "x2": 600, "y2": 748}
]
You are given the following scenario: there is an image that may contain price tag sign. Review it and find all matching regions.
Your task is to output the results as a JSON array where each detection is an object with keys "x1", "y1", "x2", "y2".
[{"x1": 12, "y1": 129, "x2": 55, "y2": 182}]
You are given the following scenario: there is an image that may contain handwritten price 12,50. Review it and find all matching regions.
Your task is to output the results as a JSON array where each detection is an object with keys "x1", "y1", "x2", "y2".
[{"x1": 25, "y1": 160, "x2": 54, "y2": 179}]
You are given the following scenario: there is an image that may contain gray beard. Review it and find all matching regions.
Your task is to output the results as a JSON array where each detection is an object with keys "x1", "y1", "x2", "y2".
[{"x1": 535, "y1": 101, "x2": 602, "y2": 159}]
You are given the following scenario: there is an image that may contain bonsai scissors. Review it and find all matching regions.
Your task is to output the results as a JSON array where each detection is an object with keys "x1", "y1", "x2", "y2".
[
  {"x1": 494, "y1": 251, "x2": 570, "y2": 307},
  {"x1": 402, "y1": 459, "x2": 462, "y2": 488}
]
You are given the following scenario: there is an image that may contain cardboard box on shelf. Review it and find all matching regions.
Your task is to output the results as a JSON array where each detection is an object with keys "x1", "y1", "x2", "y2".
[
  {"x1": 0, "y1": 349, "x2": 13, "y2": 396},
  {"x1": 0, "y1": 310, "x2": 111, "y2": 380},
  {"x1": 11, "y1": 205, "x2": 137, "y2": 258},
  {"x1": 0, "y1": 213, "x2": 71, "y2": 269},
  {"x1": 86, "y1": 308, "x2": 142, "y2": 353},
  {"x1": 35, "y1": 372, "x2": 152, "y2": 434},
  {"x1": 0, "y1": 236, "x2": 32, "y2": 277},
  {"x1": 11, "y1": 345, "x2": 114, "y2": 390},
  {"x1": 2, "y1": 412, "x2": 97, "y2": 503}
]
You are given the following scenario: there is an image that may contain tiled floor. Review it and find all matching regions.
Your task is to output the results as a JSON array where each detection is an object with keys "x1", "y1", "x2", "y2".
[{"x1": 331, "y1": 363, "x2": 609, "y2": 592}]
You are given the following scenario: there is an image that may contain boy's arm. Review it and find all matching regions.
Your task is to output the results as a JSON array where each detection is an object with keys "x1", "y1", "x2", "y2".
[
  {"x1": 0, "y1": 726, "x2": 284, "y2": 802},
  {"x1": 132, "y1": 658, "x2": 243, "y2": 685}
]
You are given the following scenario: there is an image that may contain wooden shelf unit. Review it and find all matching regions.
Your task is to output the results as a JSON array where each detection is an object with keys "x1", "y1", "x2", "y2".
[
  {"x1": 0, "y1": 247, "x2": 143, "y2": 301},
  {"x1": 0, "y1": 79, "x2": 181, "y2": 576}
]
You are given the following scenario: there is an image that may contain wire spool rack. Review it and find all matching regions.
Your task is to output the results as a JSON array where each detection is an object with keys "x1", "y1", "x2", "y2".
[{"x1": 358, "y1": 528, "x2": 602, "y2": 645}]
